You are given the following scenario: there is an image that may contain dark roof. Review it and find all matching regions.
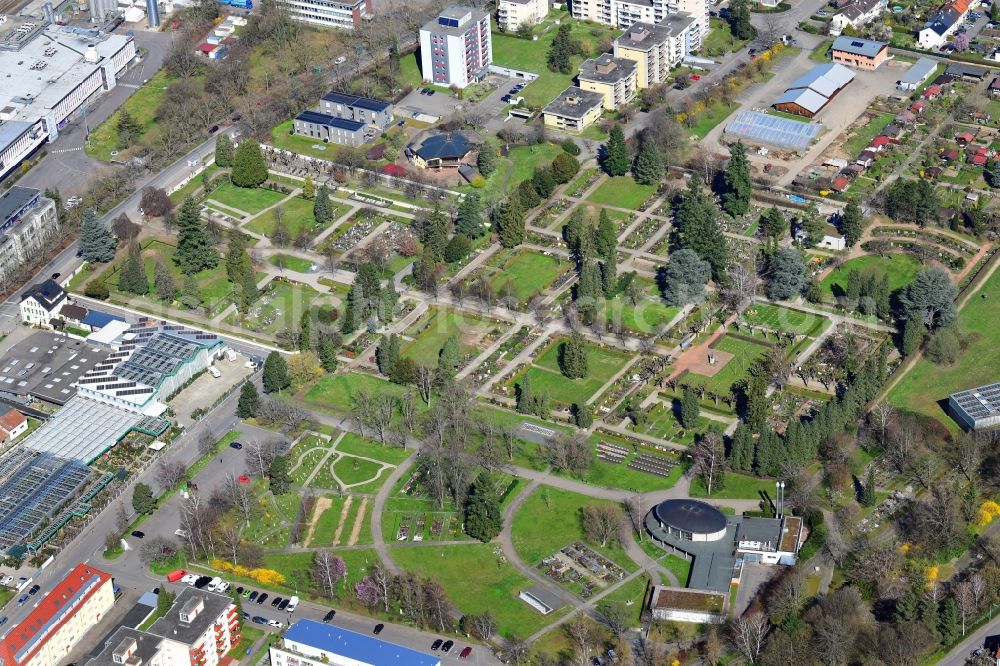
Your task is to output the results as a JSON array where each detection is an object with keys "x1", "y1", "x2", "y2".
[
  {"x1": 81, "y1": 310, "x2": 125, "y2": 328},
  {"x1": 147, "y1": 588, "x2": 233, "y2": 646},
  {"x1": 737, "y1": 516, "x2": 783, "y2": 544},
  {"x1": 652, "y1": 499, "x2": 727, "y2": 535},
  {"x1": 20, "y1": 279, "x2": 66, "y2": 311},
  {"x1": 947, "y1": 63, "x2": 989, "y2": 79},
  {"x1": 411, "y1": 132, "x2": 476, "y2": 161},
  {"x1": 831, "y1": 36, "x2": 886, "y2": 58},
  {"x1": 295, "y1": 111, "x2": 366, "y2": 132},
  {"x1": 0, "y1": 186, "x2": 40, "y2": 225},
  {"x1": 85, "y1": 627, "x2": 163, "y2": 666},
  {"x1": 321, "y1": 90, "x2": 391, "y2": 113},
  {"x1": 60, "y1": 304, "x2": 87, "y2": 321}
]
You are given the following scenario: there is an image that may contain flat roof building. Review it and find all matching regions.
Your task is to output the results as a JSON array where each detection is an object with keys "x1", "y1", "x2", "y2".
[
  {"x1": 293, "y1": 111, "x2": 368, "y2": 147},
  {"x1": 497, "y1": 0, "x2": 549, "y2": 31},
  {"x1": 419, "y1": 6, "x2": 492, "y2": 89},
  {"x1": 542, "y1": 86, "x2": 605, "y2": 132},
  {"x1": 320, "y1": 91, "x2": 394, "y2": 131},
  {"x1": 578, "y1": 54, "x2": 638, "y2": 110},
  {"x1": 275, "y1": 0, "x2": 372, "y2": 30},
  {"x1": 271, "y1": 619, "x2": 440, "y2": 666},
  {"x1": 0, "y1": 331, "x2": 111, "y2": 405},
  {"x1": 950, "y1": 383, "x2": 1000, "y2": 431},
  {"x1": 613, "y1": 16, "x2": 698, "y2": 88}
]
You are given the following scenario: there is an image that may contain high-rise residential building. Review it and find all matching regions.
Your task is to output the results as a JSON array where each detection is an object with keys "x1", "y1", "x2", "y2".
[
  {"x1": 571, "y1": 0, "x2": 707, "y2": 48},
  {"x1": 276, "y1": 0, "x2": 372, "y2": 30},
  {"x1": 497, "y1": 0, "x2": 549, "y2": 31},
  {"x1": 420, "y1": 6, "x2": 492, "y2": 89},
  {"x1": 0, "y1": 186, "x2": 59, "y2": 288},
  {"x1": 577, "y1": 54, "x2": 638, "y2": 110},
  {"x1": 0, "y1": 563, "x2": 115, "y2": 666},
  {"x1": 613, "y1": 15, "x2": 698, "y2": 87}
]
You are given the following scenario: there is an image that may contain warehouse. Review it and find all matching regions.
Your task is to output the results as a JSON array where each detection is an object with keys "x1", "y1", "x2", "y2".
[{"x1": 772, "y1": 63, "x2": 855, "y2": 118}]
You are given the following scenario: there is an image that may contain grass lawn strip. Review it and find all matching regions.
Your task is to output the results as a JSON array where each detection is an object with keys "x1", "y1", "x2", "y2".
[
  {"x1": 689, "y1": 470, "x2": 777, "y2": 499},
  {"x1": 819, "y1": 253, "x2": 923, "y2": 301},
  {"x1": 741, "y1": 302, "x2": 831, "y2": 337},
  {"x1": 402, "y1": 307, "x2": 497, "y2": 367},
  {"x1": 333, "y1": 455, "x2": 386, "y2": 486},
  {"x1": 586, "y1": 176, "x2": 657, "y2": 210},
  {"x1": 208, "y1": 182, "x2": 288, "y2": 215},
  {"x1": 269, "y1": 254, "x2": 315, "y2": 273},
  {"x1": 488, "y1": 249, "x2": 567, "y2": 304},
  {"x1": 308, "y1": 496, "x2": 347, "y2": 546},
  {"x1": 304, "y1": 373, "x2": 427, "y2": 414}
]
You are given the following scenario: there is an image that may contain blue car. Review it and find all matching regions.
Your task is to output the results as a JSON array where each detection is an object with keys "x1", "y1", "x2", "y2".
[
  {"x1": 17, "y1": 594, "x2": 29, "y2": 606},
  {"x1": 252, "y1": 615, "x2": 267, "y2": 625}
]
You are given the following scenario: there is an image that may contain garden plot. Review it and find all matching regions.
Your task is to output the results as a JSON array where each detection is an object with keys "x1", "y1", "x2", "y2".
[
  {"x1": 537, "y1": 541, "x2": 628, "y2": 599},
  {"x1": 224, "y1": 279, "x2": 321, "y2": 336},
  {"x1": 401, "y1": 307, "x2": 503, "y2": 368},
  {"x1": 507, "y1": 337, "x2": 632, "y2": 408},
  {"x1": 471, "y1": 248, "x2": 569, "y2": 307}
]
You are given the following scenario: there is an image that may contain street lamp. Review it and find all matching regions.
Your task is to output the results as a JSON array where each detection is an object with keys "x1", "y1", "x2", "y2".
[{"x1": 775, "y1": 481, "x2": 785, "y2": 519}]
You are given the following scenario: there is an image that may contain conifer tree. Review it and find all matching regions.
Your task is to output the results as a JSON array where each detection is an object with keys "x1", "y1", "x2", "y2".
[
  {"x1": 302, "y1": 174, "x2": 316, "y2": 200},
  {"x1": 180, "y1": 273, "x2": 202, "y2": 310},
  {"x1": 438, "y1": 335, "x2": 460, "y2": 377},
  {"x1": 574, "y1": 403, "x2": 593, "y2": 429},
  {"x1": 231, "y1": 141, "x2": 268, "y2": 188},
  {"x1": 495, "y1": 197, "x2": 525, "y2": 248},
  {"x1": 214, "y1": 134, "x2": 234, "y2": 168},
  {"x1": 80, "y1": 209, "x2": 117, "y2": 263},
  {"x1": 841, "y1": 199, "x2": 865, "y2": 247},
  {"x1": 314, "y1": 185, "x2": 333, "y2": 225},
  {"x1": 174, "y1": 196, "x2": 218, "y2": 273},
  {"x1": 680, "y1": 386, "x2": 701, "y2": 429},
  {"x1": 860, "y1": 466, "x2": 877, "y2": 506},
  {"x1": 559, "y1": 333, "x2": 588, "y2": 379},
  {"x1": 376, "y1": 334, "x2": 401, "y2": 377},
  {"x1": 729, "y1": 423, "x2": 754, "y2": 471},
  {"x1": 633, "y1": 140, "x2": 664, "y2": 185},
  {"x1": 456, "y1": 193, "x2": 484, "y2": 238},
  {"x1": 298, "y1": 310, "x2": 313, "y2": 353},
  {"x1": 722, "y1": 141, "x2": 752, "y2": 217},
  {"x1": 675, "y1": 178, "x2": 727, "y2": 279},
  {"x1": 318, "y1": 332, "x2": 339, "y2": 373},
  {"x1": 119, "y1": 241, "x2": 148, "y2": 295},
  {"x1": 262, "y1": 352, "x2": 290, "y2": 393},
  {"x1": 464, "y1": 472, "x2": 503, "y2": 542},
  {"x1": 154, "y1": 261, "x2": 176, "y2": 301},
  {"x1": 236, "y1": 381, "x2": 260, "y2": 418},
  {"x1": 603, "y1": 124, "x2": 630, "y2": 177}
]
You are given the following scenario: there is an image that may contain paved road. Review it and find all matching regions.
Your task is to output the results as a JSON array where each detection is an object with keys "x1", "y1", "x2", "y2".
[{"x1": 938, "y1": 613, "x2": 1000, "y2": 666}]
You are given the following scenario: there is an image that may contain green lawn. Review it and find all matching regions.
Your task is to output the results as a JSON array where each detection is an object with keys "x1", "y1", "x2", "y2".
[
  {"x1": 889, "y1": 266, "x2": 1000, "y2": 433},
  {"x1": 603, "y1": 279, "x2": 680, "y2": 334},
  {"x1": 247, "y1": 195, "x2": 331, "y2": 238},
  {"x1": 402, "y1": 307, "x2": 497, "y2": 367},
  {"x1": 224, "y1": 279, "x2": 320, "y2": 335},
  {"x1": 690, "y1": 101, "x2": 739, "y2": 139},
  {"x1": 487, "y1": 249, "x2": 568, "y2": 304},
  {"x1": 587, "y1": 176, "x2": 657, "y2": 211},
  {"x1": 843, "y1": 113, "x2": 895, "y2": 156},
  {"x1": 333, "y1": 456, "x2": 385, "y2": 486},
  {"x1": 268, "y1": 253, "x2": 315, "y2": 273},
  {"x1": 304, "y1": 372, "x2": 425, "y2": 413},
  {"x1": 336, "y1": 432, "x2": 411, "y2": 465},
  {"x1": 461, "y1": 143, "x2": 563, "y2": 201},
  {"x1": 630, "y1": 401, "x2": 711, "y2": 445},
  {"x1": 571, "y1": 434, "x2": 686, "y2": 491},
  {"x1": 819, "y1": 253, "x2": 923, "y2": 301},
  {"x1": 662, "y1": 553, "x2": 692, "y2": 585},
  {"x1": 686, "y1": 335, "x2": 771, "y2": 395},
  {"x1": 515, "y1": 337, "x2": 632, "y2": 407},
  {"x1": 270, "y1": 119, "x2": 375, "y2": 161},
  {"x1": 701, "y1": 18, "x2": 751, "y2": 57},
  {"x1": 689, "y1": 470, "x2": 776, "y2": 500},
  {"x1": 810, "y1": 38, "x2": 833, "y2": 62},
  {"x1": 511, "y1": 485, "x2": 637, "y2": 573},
  {"x1": 308, "y1": 496, "x2": 347, "y2": 546},
  {"x1": 85, "y1": 69, "x2": 174, "y2": 161},
  {"x1": 170, "y1": 164, "x2": 220, "y2": 203},
  {"x1": 490, "y1": 17, "x2": 620, "y2": 108},
  {"x1": 741, "y1": 303, "x2": 831, "y2": 337},
  {"x1": 391, "y1": 544, "x2": 564, "y2": 638},
  {"x1": 207, "y1": 182, "x2": 288, "y2": 215}
]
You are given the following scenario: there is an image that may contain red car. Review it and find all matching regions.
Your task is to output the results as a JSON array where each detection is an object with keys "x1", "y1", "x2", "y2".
[
  {"x1": 238, "y1": 474, "x2": 251, "y2": 484},
  {"x1": 166, "y1": 569, "x2": 187, "y2": 583},
  {"x1": 690, "y1": 74, "x2": 701, "y2": 81},
  {"x1": 460, "y1": 647, "x2": 472, "y2": 659}
]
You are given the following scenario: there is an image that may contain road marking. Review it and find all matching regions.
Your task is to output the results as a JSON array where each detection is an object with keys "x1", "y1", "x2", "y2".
[
  {"x1": 51, "y1": 147, "x2": 84, "y2": 154},
  {"x1": 119, "y1": 84, "x2": 141, "y2": 89}
]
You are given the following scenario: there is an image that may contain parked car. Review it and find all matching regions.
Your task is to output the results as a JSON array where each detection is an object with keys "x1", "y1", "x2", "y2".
[
  {"x1": 0, "y1": 616, "x2": 7, "y2": 627},
  {"x1": 243, "y1": 611, "x2": 250, "y2": 620},
  {"x1": 28, "y1": 584, "x2": 40, "y2": 595},
  {"x1": 209, "y1": 125, "x2": 220, "y2": 133},
  {"x1": 206, "y1": 577, "x2": 223, "y2": 592},
  {"x1": 181, "y1": 574, "x2": 198, "y2": 585},
  {"x1": 17, "y1": 594, "x2": 29, "y2": 606},
  {"x1": 256, "y1": 593, "x2": 268, "y2": 605},
  {"x1": 194, "y1": 576, "x2": 212, "y2": 589},
  {"x1": 0, "y1": 575, "x2": 12, "y2": 586},
  {"x1": 278, "y1": 598, "x2": 289, "y2": 610},
  {"x1": 271, "y1": 597, "x2": 283, "y2": 607},
  {"x1": 248, "y1": 591, "x2": 259, "y2": 602},
  {"x1": 229, "y1": 441, "x2": 243, "y2": 450},
  {"x1": 690, "y1": 74, "x2": 701, "y2": 81},
  {"x1": 442, "y1": 640, "x2": 454, "y2": 653},
  {"x1": 268, "y1": 620, "x2": 283, "y2": 628},
  {"x1": 287, "y1": 595, "x2": 299, "y2": 612},
  {"x1": 431, "y1": 640, "x2": 443, "y2": 651},
  {"x1": 323, "y1": 610, "x2": 336, "y2": 622},
  {"x1": 460, "y1": 647, "x2": 473, "y2": 659},
  {"x1": 236, "y1": 586, "x2": 244, "y2": 595},
  {"x1": 238, "y1": 474, "x2": 251, "y2": 484},
  {"x1": 335, "y1": 56, "x2": 346, "y2": 65},
  {"x1": 166, "y1": 570, "x2": 186, "y2": 583},
  {"x1": 373, "y1": 624, "x2": 384, "y2": 634},
  {"x1": 251, "y1": 616, "x2": 267, "y2": 625},
  {"x1": 216, "y1": 582, "x2": 230, "y2": 594}
]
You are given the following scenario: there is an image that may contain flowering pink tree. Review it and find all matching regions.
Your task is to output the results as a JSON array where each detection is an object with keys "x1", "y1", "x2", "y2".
[{"x1": 953, "y1": 32, "x2": 969, "y2": 51}]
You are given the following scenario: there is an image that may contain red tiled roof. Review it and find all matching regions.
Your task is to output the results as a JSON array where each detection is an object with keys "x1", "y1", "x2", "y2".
[
  {"x1": 870, "y1": 135, "x2": 890, "y2": 147},
  {"x1": 956, "y1": 131, "x2": 975, "y2": 142},
  {"x1": 923, "y1": 85, "x2": 942, "y2": 97},
  {"x1": 911, "y1": 101, "x2": 925, "y2": 110},
  {"x1": 942, "y1": 149, "x2": 959, "y2": 160},
  {"x1": 971, "y1": 154, "x2": 988, "y2": 165},
  {"x1": 198, "y1": 42, "x2": 216, "y2": 54},
  {"x1": 832, "y1": 176, "x2": 850, "y2": 191},
  {"x1": 0, "y1": 564, "x2": 112, "y2": 665},
  {"x1": 0, "y1": 408, "x2": 26, "y2": 434}
]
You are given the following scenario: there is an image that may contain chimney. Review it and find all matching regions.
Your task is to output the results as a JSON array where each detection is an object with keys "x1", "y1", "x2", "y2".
[
  {"x1": 596, "y1": 61, "x2": 615, "y2": 74},
  {"x1": 630, "y1": 28, "x2": 648, "y2": 40}
]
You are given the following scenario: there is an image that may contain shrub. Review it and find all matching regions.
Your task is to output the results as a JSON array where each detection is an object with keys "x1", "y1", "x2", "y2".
[
  {"x1": 85, "y1": 279, "x2": 110, "y2": 300},
  {"x1": 471, "y1": 176, "x2": 486, "y2": 188},
  {"x1": 561, "y1": 138, "x2": 581, "y2": 156}
]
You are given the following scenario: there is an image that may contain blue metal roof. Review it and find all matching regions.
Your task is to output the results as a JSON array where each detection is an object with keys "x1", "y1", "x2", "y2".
[
  {"x1": 831, "y1": 36, "x2": 886, "y2": 58},
  {"x1": 81, "y1": 310, "x2": 126, "y2": 328},
  {"x1": 321, "y1": 91, "x2": 391, "y2": 112},
  {"x1": 295, "y1": 111, "x2": 366, "y2": 132},
  {"x1": 284, "y1": 620, "x2": 440, "y2": 666}
]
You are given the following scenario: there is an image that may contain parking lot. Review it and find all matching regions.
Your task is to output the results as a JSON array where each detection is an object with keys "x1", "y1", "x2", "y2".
[
  {"x1": 395, "y1": 74, "x2": 525, "y2": 124},
  {"x1": 166, "y1": 352, "x2": 252, "y2": 427}
]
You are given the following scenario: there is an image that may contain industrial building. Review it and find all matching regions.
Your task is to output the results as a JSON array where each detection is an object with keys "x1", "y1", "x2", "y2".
[
  {"x1": 0, "y1": 187, "x2": 59, "y2": 288},
  {"x1": 571, "y1": 0, "x2": 707, "y2": 49},
  {"x1": 577, "y1": 54, "x2": 638, "y2": 110},
  {"x1": 613, "y1": 16, "x2": 699, "y2": 88},
  {"x1": 0, "y1": 25, "x2": 136, "y2": 181},
  {"x1": 949, "y1": 383, "x2": 1000, "y2": 431},
  {"x1": 772, "y1": 62, "x2": 855, "y2": 118},
  {"x1": 0, "y1": 331, "x2": 111, "y2": 405},
  {"x1": 897, "y1": 57, "x2": 939, "y2": 91},
  {"x1": 419, "y1": 6, "x2": 492, "y2": 89},
  {"x1": 542, "y1": 86, "x2": 605, "y2": 132},
  {"x1": 497, "y1": 0, "x2": 549, "y2": 31},
  {"x1": 270, "y1": 620, "x2": 440, "y2": 666},
  {"x1": 830, "y1": 36, "x2": 888, "y2": 69},
  {"x1": 276, "y1": 0, "x2": 372, "y2": 29},
  {"x1": 0, "y1": 563, "x2": 116, "y2": 666}
]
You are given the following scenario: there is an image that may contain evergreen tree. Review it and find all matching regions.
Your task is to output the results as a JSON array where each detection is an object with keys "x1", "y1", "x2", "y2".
[
  {"x1": 743, "y1": 368, "x2": 768, "y2": 434},
  {"x1": 595, "y1": 209, "x2": 617, "y2": 262},
  {"x1": 465, "y1": 472, "x2": 503, "y2": 542},
  {"x1": 919, "y1": 597, "x2": 940, "y2": 642},
  {"x1": 314, "y1": 185, "x2": 333, "y2": 225},
  {"x1": 119, "y1": 241, "x2": 148, "y2": 295},
  {"x1": 841, "y1": 199, "x2": 864, "y2": 247},
  {"x1": 761, "y1": 207, "x2": 787, "y2": 239},
  {"x1": 444, "y1": 235, "x2": 472, "y2": 263},
  {"x1": 532, "y1": 168, "x2": 556, "y2": 199},
  {"x1": 633, "y1": 140, "x2": 664, "y2": 186},
  {"x1": 495, "y1": 197, "x2": 525, "y2": 248},
  {"x1": 438, "y1": 335, "x2": 460, "y2": 376},
  {"x1": 376, "y1": 334, "x2": 401, "y2": 377},
  {"x1": 236, "y1": 381, "x2": 260, "y2": 418},
  {"x1": 79, "y1": 209, "x2": 117, "y2": 263},
  {"x1": 551, "y1": 152, "x2": 580, "y2": 183},
  {"x1": 563, "y1": 207, "x2": 588, "y2": 252},
  {"x1": 420, "y1": 207, "x2": 450, "y2": 261},
  {"x1": 225, "y1": 232, "x2": 253, "y2": 284},
  {"x1": 516, "y1": 179, "x2": 542, "y2": 209},
  {"x1": 574, "y1": 261, "x2": 603, "y2": 323},
  {"x1": 214, "y1": 134, "x2": 234, "y2": 168},
  {"x1": 574, "y1": 403, "x2": 593, "y2": 429},
  {"x1": 477, "y1": 144, "x2": 499, "y2": 176},
  {"x1": 722, "y1": 141, "x2": 752, "y2": 217},
  {"x1": 559, "y1": 333, "x2": 588, "y2": 379},
  {"x1": 268, "y1": 455, "x2": 292, "y2": 495},
  {"x1": 132, "y1": 482, "x2": 156, "y2": 515},
  {"x1": 236, "y1": 271, "x2": 259, "y2": 315},
  {"x1": 659, "y1": 249, "x2": 710, "y2": 306},
  {"x1": 262, "y1": 352, "x2": 290, "y2": 393},
  {"x1": 547, "y1": 23, "x2": 574, "y2": 74},
  {"x1": 516, "y1": 375, "x2": 535, "y2": 415},
  {"x1": 901, "y1": 317, "x2": 926, "y2": 357},
  {"x1": 174, "y1": 196, "x2": 218, "y2": 273},
  {"x1": 766, "y1": 247, "x2": 806, "y2": 301},
  {"x1": 154, "y1": 261, "x2": 176, "y2": 301},
  {"x1": 894, "y1": 591, "x2": 919, "y2": 623},
  {"x1": 231, "y1": 141, "x2": 268, "y2": 188},
  {"x1": 860, "y1": 466, "x2": 877, "y2": 506},
  {"x1": 729, "y1": 0, "x2": 755, "y2": 39},
  {"x1": 180, "y1": 273, "x2": 202, "y2": 310},
  {"x1": 298, "y1": 310, "x2": 313, "y2": 353},
  {"x1": 675, "y1": 178, "x2": 727, "y2": 279},
  {"x1": 456, "y1": 193, "x2": 484, "y2": 238},
  {"x1": 938, "y1": 598, "x2": 960, "y2": 645},
  {"x1": 898, "y1": 267, "x2": 958, "y2": 330},
  {"x1": 680, "y1": 386, "x2": 701, "y2": 429},
  {"x1": 116, "y1": 109, "x2": 143, "y2": 149},
  {"x1": 729, "y1": 423, "x2": 754, "y2": 471},
  {"x1": 603, "y1": 124, "x2": 631, "y2": 177},
  {"x1": 302, "y1": 174, "x2": 316, "y2": 200}
]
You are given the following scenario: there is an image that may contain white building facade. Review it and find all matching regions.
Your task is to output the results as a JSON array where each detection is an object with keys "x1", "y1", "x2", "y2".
[
  {"x1": 420, "y1": 6, "x2": 492, "y2": 88},
  {"x1": 276, "y1": 0, "x2": 372, "y2": 29},
  {"x1": 572, "y1": 0, "x2": 707, "y2": 47},
  {"x1": 497, "y1": 0, "x2": 549, "y2": 31}
]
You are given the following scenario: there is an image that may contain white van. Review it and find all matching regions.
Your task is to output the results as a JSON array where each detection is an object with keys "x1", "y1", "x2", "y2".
[
  {"x1": 206, "y1": 577, "x2": 223, "y2": 591},
  {"x1": 208, "y1": 366, "x2": 221, "y2": 378},
  {"x1": 216, "y1": 581, "x2": 230, "y2": 593},
  {"x1": 286, "y1": 595, "x2": 299, "y2": 612}
]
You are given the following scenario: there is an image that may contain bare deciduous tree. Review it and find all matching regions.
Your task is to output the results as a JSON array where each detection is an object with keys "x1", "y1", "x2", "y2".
[
  {"x1": 156, "y1": 459, "x2": 187, "y2": 491},
  {"x1": 582, "y1": 503, "x2": 624, "y2": 548},
  {"x1": 730, "y1": 612, "x2": 769, "y2": 663},
  {"x1": 691, "y1": 432, "x2": 726, "y2": 496}
]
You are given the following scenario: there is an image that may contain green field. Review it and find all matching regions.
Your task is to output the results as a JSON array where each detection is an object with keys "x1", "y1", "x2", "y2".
[
  {"x1": 630, "y1": 401, "x2": 711, "y2": 445},
  {"x1": 224, "y1": 279, "x2": 320, "y2": 335},
  {"x1": 572, "y1": 435, "x2": 686, "y2": 492},
  {"x1": 402, "y1": 307, "x2": 497, "y2": 367},
  {"x1": 687, "y1": 335, "x2": 771, "y2": 395},
  {"x1": 463, "y1": 143, "x2": 564, "y2": 200},
  {"x1": 741, "y1": 303, "x2": 831, "y2": 336},
  {"x1": 889, "y1": 265, "x2": 1000, "y2": 432},
  {"x1": 336, "y1": 432, "x2": 412, "y2": 465},
  {"x1": 391, "y1": 544, "x2": 563, "y2": 638},
  {"x1": 516, "y1": 337, "x2": 632, "y2": 407},
  {"x1": 586, "y1": 176, "x2": 657, "y2": 210},
  {"x1": 701, "y1": 17, "x2": 752, "y2": 57},
  {"x1": 85, "y1": 70, "x2": 175, "y2": 161},
  {"x1": 662, "y1": 554, "x2": 692, "y2": 585},
  {"x1": 690, "y1": 101, "x2": 739, "y2": 139},
  {"x1": 689, "y1": 470, "x2": 777, "y2": 500},
  {"x1": 603, "y1": 279, "x2": 680, "y2": 334},
  {"x1": 487, "y1": 249, "x2": 568, "y2": 304},
  {"x1": 207, "y1": 182, "x2": 288, "y2": 215},
  {"x1": 333, "y1": 456, "x2": 385, "y2": 486},
  {"x1": 247, "y1": 195, "x2": 330, "y2": 238},
  {"x1": 511, "y1": 485, "x2": 637, "y2": 573},
  {"x1": 268, "y1": 253, "x2": 315, "y2": 273},
  {"x1": 308, "y1": 496, "x2": 347, "y2": 546},
  {"x1": 304, "y1": 372, "x2": 425, "y2": 413},
  {"x1": 819, "y1": 253, "x2": 923, "y2": 301}
]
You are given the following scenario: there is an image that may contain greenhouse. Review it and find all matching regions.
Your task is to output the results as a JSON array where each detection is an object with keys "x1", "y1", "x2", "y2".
[{"x1": 724, "y1": 111, "x2": 823, "y2": 151}]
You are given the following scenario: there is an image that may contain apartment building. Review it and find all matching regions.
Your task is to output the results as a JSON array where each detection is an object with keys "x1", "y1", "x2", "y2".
[
  {"x1": 577, "y1": 53, "x2": 638, "y2": 110},
  {"x1": 276, "y1": 0, "x2": 372, "y2": 30},
  {"x1": 146, "y1": 588, "x2": 240, "y2": 666},
  {"x1": 319, "y1": 92, "x2": 394, "y2": 131},
  {"x1": 572, "y1": 0, "x2": 707, "y2": 48},
  {"x1": 0, "y1": 186, "x2": 59, "y2": 288},
  {"x1": 0, "y1": 563, "x2": 115, "y2": 666},
  {"x1": 613, "y1": 14, "x2": 698, "y2": 87},
  {"x1": 420, "y1": 6, "x2": 492, "y2": 89},
  {"x1": 543, "y1": 86, "x2": 605, "y2": 131},
  {"x1": 497, "y1": 0, "x2": 549, "y2": 31}
]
